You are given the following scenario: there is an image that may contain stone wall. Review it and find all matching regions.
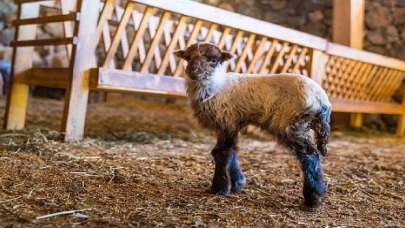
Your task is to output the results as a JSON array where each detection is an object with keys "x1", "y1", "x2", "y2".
[{"x1": 198, "y1": 0, "x2": 405, "y2": 61}]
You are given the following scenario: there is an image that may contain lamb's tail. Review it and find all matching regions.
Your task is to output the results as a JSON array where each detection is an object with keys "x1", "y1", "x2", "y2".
[{"x1": 312, "y1": 105, "x2": 331, "y2": 156}]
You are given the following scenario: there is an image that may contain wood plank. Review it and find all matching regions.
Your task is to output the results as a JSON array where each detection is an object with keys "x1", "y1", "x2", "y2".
[
  {"x1": 95, "y1": 0, "x2": 114, "y2": 48},
  {"x1": 114, "y1": 6, "x2": 130, "y2": 62},
  {"x1": 103, "y1": 2, "x2": 135, "y2": 68},
  {"x1": 235, "y1": 34, "x2": 255, "y2": 73},
  {"x1": 90, "y1": 68, "x2": 186, "y2": 97},
  {"x1": 157, "y1": 16, "x2": 188, "y2": 75},
  {"x1": 140, "y1": 11, "x2": 171, "y2": 73},
  {"x1": 227, "y1": 30, "x2": 244, "y2": 71},
  {"x1": 281, "y1": 44, "x2": 298, "y2": 73},
  {"x1": 14, "y1": 68, "x2": 70, "y2": 88},
  {"x1": 173, "y1": 20, "x2": 203, "y2": 77},
  {"x1": 258, "y1": 39, "x2": 277, "y2": 74},
  {"x1": 247, "y1": 37, "x2": 267, "y2": 74},
  {"x1": 13, "y1": 13, "x2": 79, "y2": 26},
  {"x1": 217, "y1": 27, "x2": 232, "y2": 49},
  {"x1": 310, "y1": 49, "x2": 328, "y2": 86},
  {"x1": 14, "y1": 0, "x2": 53, "y2": 4},
  {"x1": 4, "y1": 3, "x2": 41, "y2": 130},
  {"x1": 270, "y1": 42, "x2": 288, "y2": 74},
  {"x1": 327, "y1": 43, "x2": 405, "y2": 71},
  {"x1": 60, "y1": 0, "x2": 77, "y2": 59},
  {"x1": 131, "y1": 0, "x2": 328, "y2": 50},
  {"x1": 333, "y1": 0, "x2": 366, "y2": 127},
  {"x1": 132, "y1": 11, "x2": 147, "y2": 63},
  {"x1": 333, "y1": 0, "x2": 365, "y2": 49},
  {"x1": 330, "y1": 98, "x2": 405, "y2": 115},
  {"x1": 204, "y1": 23, "x2": 218, "y2": 43},
  {"x1": 122, "y1": 7, "x2": 154, "y2": 71},
  {"x1": 292, "y1": 47, "x2": 308, "y2": 74},
  {"x1": 62, "y1": 0, "x2": 100, "y2": 142},
  {"x1": 396, "y1": 83, "x2": 405, "y2": 136},
  {"x1": 10, "y1": 37, "x2": 78, "y2": 47}
]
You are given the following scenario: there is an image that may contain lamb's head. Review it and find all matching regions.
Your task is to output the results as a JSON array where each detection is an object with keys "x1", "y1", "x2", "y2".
[{"x1": 174, "y1": 42, "x2": 234, "y2": 81}]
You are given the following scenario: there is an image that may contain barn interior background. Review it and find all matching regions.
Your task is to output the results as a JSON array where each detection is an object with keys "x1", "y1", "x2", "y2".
[{"x1": 0, "y1": 0, "x2": 404, "y2": 227}]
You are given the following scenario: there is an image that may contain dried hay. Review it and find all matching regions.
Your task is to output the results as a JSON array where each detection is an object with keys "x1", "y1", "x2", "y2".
[{"x1": 0, "y1": 96, "x2": 404, "y2": 227}]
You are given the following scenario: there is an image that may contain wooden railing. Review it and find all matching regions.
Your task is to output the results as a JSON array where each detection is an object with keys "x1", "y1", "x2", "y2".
[
  {"x1": 5, "y1": 0, "x2": 405, "y2": 141},
  {"x1": 95, "y1": 0, "x2": 328, "y2": 78}
]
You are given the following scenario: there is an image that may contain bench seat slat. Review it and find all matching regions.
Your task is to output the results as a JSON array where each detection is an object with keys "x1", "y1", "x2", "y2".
[
  {"x1": 330, "y1": 98, "x2": 405, "y2": 115},
  {"x1": 90, "y1": 68, "x2": 186, "y2": 98}
]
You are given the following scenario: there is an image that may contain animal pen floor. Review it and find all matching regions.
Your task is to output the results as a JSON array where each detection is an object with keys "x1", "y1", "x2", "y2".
[{"x1": 0, "y1": 95, "x2": 404, "y2": 227}]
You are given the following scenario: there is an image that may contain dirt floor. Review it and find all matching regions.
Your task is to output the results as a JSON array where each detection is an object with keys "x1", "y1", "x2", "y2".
[{"x1": 0, "y1": 95, "x2": 404, "y2": 227}]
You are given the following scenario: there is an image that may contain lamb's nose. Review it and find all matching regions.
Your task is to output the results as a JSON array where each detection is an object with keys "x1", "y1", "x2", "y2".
[{"x1": 192, "y1": 67, "x2": 202, "y2": 74}]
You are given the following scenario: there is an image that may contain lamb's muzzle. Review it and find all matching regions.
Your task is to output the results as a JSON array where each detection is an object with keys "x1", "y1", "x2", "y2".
[{"x1": 174, "y1": 42, "x2": 332, "y2": 210}]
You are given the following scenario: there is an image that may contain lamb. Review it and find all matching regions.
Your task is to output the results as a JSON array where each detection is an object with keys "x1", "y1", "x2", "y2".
[{"x1": 174, "y1": 42, "x2": 331, "y2": 209}]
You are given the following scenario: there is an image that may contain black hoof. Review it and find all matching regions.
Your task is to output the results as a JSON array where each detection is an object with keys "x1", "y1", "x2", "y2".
[
  {"x1": 303, "y1": 191, "x2": 325, "y2": 209},
  {"x1": 299, "y1": 201, "x2": 322, "y2": 212},
  {"x1": 211, "y1": 185, "x2": 230, "y2": 195},
  {"x1": 211, "y1": 178, "x2": 231, "y2": 195}
]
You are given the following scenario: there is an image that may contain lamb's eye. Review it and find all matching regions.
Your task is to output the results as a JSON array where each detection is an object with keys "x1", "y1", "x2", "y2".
[{"x1": 210, "y1": 58, "x2": 218, "y2": 64}]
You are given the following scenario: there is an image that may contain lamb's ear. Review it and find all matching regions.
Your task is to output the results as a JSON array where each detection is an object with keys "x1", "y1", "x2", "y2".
[
  {"x1": 220, "y1": 51, "x2": 236, "y2": 62},
  {"x1": 173, "y1": 49, "x2": 186, "y2": 60}
]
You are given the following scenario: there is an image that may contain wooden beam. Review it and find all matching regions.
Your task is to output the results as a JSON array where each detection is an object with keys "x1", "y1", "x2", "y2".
[
  {"x1": 13, "y1": 13, "x2": 80, "y2": 26},
  {"x1": 90, "y1": 68, "x2": 186, "y2": 97},
  {"x1": 4, "y1": 3, "x2": 40, "y2": 130},
  {"x1": 14, "y1": 0, "x2": 53, "y2": 4},
  {"x1": 310, "y1": 49, "x2": 328, "y2": 86},
  {"x1": 333, "y1": 0, "x2": 365, "y2": 128},
  {"x1": 14, "y1": 68, "x2": 70, "y2": 88},
  {"x1": 333, "y1": 0, "x2": 364, "y2": 49},
  {"x1": 396, "y1": 81, "x2": 405, "y2": 136},
  {"x1": 330, "y1": 98, "x2": 405, "y2": 115},
  {"x1": 11, "y1": 37, "x2": 78, "y2": 47},
  {"x1": 62, "y1": 0, "x2": 100, "y2": 142},
  {"x1": 131, "y1": 0, "x2": 328, "y2": 50}
]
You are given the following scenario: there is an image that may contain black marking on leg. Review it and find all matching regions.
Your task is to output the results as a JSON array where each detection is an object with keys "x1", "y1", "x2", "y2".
[
  {"x1": 228, "y1": 150, "x2": 246, "y2": 192},
  {"x1": 210, "y1": 129, "x2": 238, "y2": 195}
]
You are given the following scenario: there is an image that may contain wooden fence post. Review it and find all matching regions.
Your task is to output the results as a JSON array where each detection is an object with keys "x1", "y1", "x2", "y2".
[
  {"x1": 4, "y1": 3, "x2": 40, "y2": 130},
  {"x1": 333, "y1": 0, "x2": 365, "y2": 128},
  {"x1": 62, "y1": 0, "x2": 100, "y2": 141},
  {"x1": 396, "y1": 85, "x2": 405, "y2": 136},
  {"x1": 310, "y1": 49, "x2": 328, "y2": 86}
]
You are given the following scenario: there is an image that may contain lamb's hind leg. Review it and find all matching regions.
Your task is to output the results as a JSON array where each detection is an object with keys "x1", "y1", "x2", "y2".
[
  {"x1": 285, "y1": 121, "x2": 327, "y2": 209},
  {"x1": 229, "y1": 149, "x2": 246, "y2": 192},
  {"x1": 211, "y1": 130, "x2": 241, "y2": 195}
]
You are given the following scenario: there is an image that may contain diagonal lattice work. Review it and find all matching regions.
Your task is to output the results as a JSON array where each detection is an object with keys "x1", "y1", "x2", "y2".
[
  {"x1": 95, "y1": 1, "x2": 313, "y2": 78},
  {"x1": 324, "y1": 55, "x2": 405, "y2": 103}
]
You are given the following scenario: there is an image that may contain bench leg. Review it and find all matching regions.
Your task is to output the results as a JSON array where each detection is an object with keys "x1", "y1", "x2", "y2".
[
  {"x1": 396, "y1": 114, "x2": 405, "y2": 137},
  {"x1": 62, "y1": 77, "x2": 90, "y2": 142},
  {"x1": 350, "y1": 113, "x2": 362, "y2": 128},
  {"x1": 61, "y1": 0, "x2": 100, "y2": 142},
  {"x1": 4, "y1": 3, "x2": 40, "y2": 130},
  {"x1": 4, "y1": 83, "x2": 30, "y2": 129}
]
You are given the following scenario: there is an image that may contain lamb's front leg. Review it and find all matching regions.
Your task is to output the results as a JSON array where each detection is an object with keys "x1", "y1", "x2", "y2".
[{"x1": 211, "y1": 130, "x2": 238, "y2": 195}]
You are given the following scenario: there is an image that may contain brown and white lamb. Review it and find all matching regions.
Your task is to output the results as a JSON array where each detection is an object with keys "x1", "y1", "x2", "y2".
[{"x1": 174, "y1": 42, "x2": 331, "y2": 209}]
